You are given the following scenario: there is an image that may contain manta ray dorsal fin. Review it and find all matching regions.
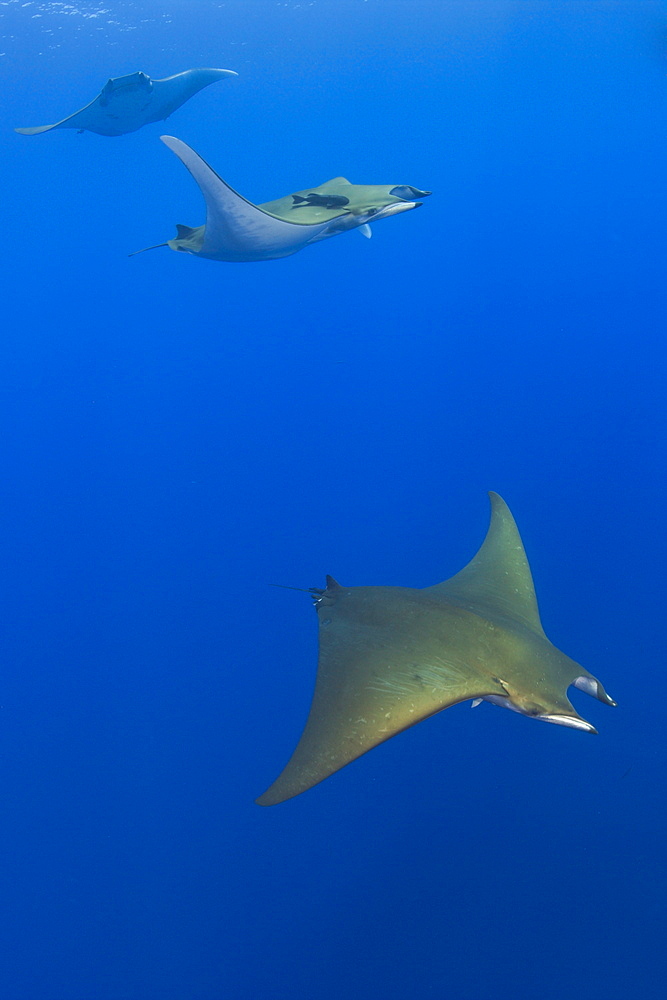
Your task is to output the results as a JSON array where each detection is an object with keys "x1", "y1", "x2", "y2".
[
  {"x1": 175, "y1": 224, "x2": 199, "y2": 240},
  {"x1": 160, "y1": 135, "x2": 331, "y2": 259},
  {"x1": 14, "y1": 96, "x2": 99, "y2": 134},
  {"x1": 425, "y1": 492, "x2": 545, "y2": 635}
]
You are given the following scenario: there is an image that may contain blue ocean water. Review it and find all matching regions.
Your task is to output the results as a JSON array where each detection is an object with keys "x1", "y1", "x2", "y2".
[{"x1": 1, "y1": 1, "x2": 665, "y2": 997}]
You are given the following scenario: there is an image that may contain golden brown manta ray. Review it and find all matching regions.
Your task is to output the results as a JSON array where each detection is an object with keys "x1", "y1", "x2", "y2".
[{"x1": 256, "y1": 492, "x2": 616, "y2": 806}]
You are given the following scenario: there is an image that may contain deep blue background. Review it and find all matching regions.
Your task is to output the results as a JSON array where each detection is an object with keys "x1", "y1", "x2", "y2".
[{"x1": 0, "y1": 2, "x2": 666, "y2": 997}]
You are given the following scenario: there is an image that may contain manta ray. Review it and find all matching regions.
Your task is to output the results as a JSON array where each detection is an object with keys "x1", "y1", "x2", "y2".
[
  {"x1": 256, "y1": 493, "x2": 616, "y2": 806},
  {"x1": 14, "y1": 69, "x2": 237, "y2": 137},
  {"x1": 131, "y1": 135, "x2": 431, "y2": 262}
]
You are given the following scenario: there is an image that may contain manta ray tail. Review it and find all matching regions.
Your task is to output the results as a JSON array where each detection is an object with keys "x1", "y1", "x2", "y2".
[{"x1": 128, "y1": 242, "x2": 169, "y2": 257}]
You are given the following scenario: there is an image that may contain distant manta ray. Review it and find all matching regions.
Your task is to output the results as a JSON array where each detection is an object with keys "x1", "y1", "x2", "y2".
[
  {"x1": 14, "y1": 69, "x2": 237, "y2": 136},
  {"x1": 130, "y1": 135, "x2": 432, "y2": 262},
  {"x1": 256, "y1": 493, "x2": 616, "y2": 806}
]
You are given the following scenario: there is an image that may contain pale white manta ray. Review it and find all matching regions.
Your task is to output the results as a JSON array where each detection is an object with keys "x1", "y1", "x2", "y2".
[
  {"x1": 132, "y1": 135, "x2": 432, "y2": 263},
  {"x1": 15, "y1": 69, "x2": 237, "y2": 137}
]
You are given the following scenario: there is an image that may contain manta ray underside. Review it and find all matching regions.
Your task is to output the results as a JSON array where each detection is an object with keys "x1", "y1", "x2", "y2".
[
  {"x1": 256, "y1": 493, "x2": 616, "y2": 806},
  {"x1": 131, "y1": 135, "x2": 431, "y2": 262},
  {"x1": 15, "y1": 69, "x2": 237, "y2": 137}
]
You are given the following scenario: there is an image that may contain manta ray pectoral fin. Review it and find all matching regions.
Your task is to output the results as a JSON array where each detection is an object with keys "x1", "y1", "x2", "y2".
[
  {"x1": 160, "y1": 135, "x2": 333, "y2": 261},
  {"x1": 425, "y1": 492, "x2": 547, "y2": 634},
  {"x1": 14, "y1": 125, "x2": 52, "y2": 135},
  {"x1": 256, "y1": 641, "x2": 508, "y2": 806},
  {"x1": 256, "y1": 570, "x2": 512, "y2": 805},
  {"x1": 358, "y1": 224, "x2": 373, "y2": 239}
]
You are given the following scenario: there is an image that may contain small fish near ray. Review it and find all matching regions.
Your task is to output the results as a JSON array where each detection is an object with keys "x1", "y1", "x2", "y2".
[
  {"x1": 14, "y1": 69, "x2": 237, "y2": 137},
  {"x1": 256, "y1": 493, "x2": 616, "y2": 806},
  {"x1": 131, "y1": 135, "x2": 431, "y2": 262}
]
